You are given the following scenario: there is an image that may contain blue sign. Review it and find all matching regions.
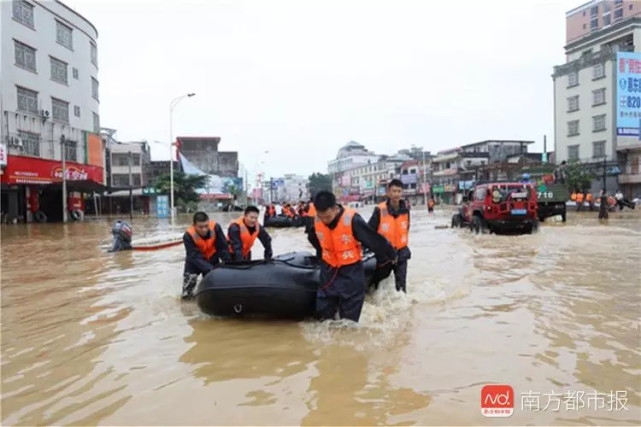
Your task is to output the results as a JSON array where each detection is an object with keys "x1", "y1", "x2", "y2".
[
  {"x1": 616, "y1": 52, "x2": 641, "y2": 137},
  {"x1": 156, "y1": 195, "x2": 169, "y2": 218}
]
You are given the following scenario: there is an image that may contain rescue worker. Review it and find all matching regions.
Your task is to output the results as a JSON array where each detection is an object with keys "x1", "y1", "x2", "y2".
[
  {"x1": 428, "y1": 196, "x2": 436, "y2": 214},
  {"x1": 575, "y1": 191, "x2": 584, "y2": 212},
  {"x1": 598, "y1": 189, "x2": 609, "y2": 220},
  {"x1": 586, "y1": 192, "x2": 594, "y2": 211},
  {"x1": 283, "y1": 203, "x2": 295, "y2": 218},
  {"x1": 368, "y1": 179, "x2": 411, "y2": 293},
  {"x1": 304, "y1": 200, "x2": 317, "y2": 234},
  {"x1": 228, "y1": 205, "x2": 273, "y2": 261},
  {"x1": 570, "y1": 191, "x2": 577, "y2": 202},
  {"x1": 307, "y1": 191, "x2": 396, "y2": 323},
  {"x1": 182, "y1": 211, "x2": 230, "y2": 299},
  {"x1": 264, "y1": 203, "x2": 276, "y2": 222}
]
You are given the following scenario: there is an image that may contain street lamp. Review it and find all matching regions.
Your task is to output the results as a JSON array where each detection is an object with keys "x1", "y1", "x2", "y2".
[{"x1": 169, "y1": 92, "x2": 196, "y2": 221}]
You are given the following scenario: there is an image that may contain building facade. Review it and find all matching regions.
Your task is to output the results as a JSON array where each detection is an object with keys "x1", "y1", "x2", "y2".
[
  {"x1": 177, "y1": 136, "x2": 238, "y2": 178},
  {"x1": 108, "y1": 141, "x2": 150, "y2": 189},
  {"x1": 1, "y1": 0, "x2": 102, "y2": 222},
  {"x1": 553, "y1": 1, "x2": 640, "y2": 196}
]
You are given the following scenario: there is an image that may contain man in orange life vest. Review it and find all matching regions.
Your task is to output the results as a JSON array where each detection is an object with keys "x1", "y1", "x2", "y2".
[
  {"x1": 307, "y1": 191, "x2": 396, "y2": 322},
  {"x1": 264, "y1": 203, "x2": 276, "y2": 223},
  {"x1": 368, "y1": 179, "x2": 411, "y2": 293},
  {"x1": 182, "y1": 211, "x2": 230, "y2": 299},
  {"x1": 228, "y1": 205, "x2": 273, "y2": 261}
]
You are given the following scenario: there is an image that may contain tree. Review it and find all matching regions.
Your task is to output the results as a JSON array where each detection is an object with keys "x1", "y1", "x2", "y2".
[
  {"x1": 564, "y1": 161, "x2": 595, "y2": 192},
  {"x1": 154, "y1": 171, "x2": 208, "y2": 213},
  {"x1": 308, "y1": 173, "x2": 332, "y2": 198}
]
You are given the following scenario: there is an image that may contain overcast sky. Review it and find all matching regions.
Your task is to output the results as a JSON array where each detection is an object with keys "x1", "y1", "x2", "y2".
[{"x1": 64, "y1": 0, "x2": 576, "y2": 182}]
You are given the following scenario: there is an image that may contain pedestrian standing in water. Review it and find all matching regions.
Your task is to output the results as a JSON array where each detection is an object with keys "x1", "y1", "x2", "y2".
[
  {"x1": 598, "y1": 189, "x2": 609, "y2": 220},
  {"x1": 307, "y1": 191, "x2": 396, "y2": 322},
  {"x1": 427, "y1": 195, "x2": 435, "y2": 214},
  {"x1": 182, "y1": 212, "x2": 230, "y2": 299},
  {"x1": 368, "y1": 179, "x2": 411, "y2": 293}
]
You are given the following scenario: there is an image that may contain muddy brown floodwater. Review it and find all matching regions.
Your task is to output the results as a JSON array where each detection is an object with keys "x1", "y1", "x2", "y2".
[{"x1": 1, "y1": 208, "x2": 640, "y2": 425}]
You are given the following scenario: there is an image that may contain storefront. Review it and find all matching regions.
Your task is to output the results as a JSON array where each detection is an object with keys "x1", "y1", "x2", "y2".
[{"x1": 0, "y1": 155, "x2": 104, "y2": 222}]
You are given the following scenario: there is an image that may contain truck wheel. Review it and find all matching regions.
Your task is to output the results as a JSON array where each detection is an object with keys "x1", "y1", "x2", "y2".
[
  {"x1": 451, "y1": 214, "x2": 461, "y2": 228},
  {"x1": 561, "y1": 212, "x2": 567, "y2": 222}
]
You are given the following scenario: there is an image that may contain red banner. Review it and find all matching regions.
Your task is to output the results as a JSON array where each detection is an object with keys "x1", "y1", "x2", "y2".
[{"x1": 0, "y1": 155, "x2": 104, "y2": 185}]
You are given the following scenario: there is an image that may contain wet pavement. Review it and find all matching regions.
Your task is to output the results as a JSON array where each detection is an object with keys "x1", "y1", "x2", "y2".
[{"x1": 1, "y1": 207, "x2": 640, "y2": 425}]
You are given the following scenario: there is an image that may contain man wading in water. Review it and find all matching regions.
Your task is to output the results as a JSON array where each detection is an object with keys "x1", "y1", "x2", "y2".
[{"x1": 307, "y1": 192, "x2": 396, "y2": 322}]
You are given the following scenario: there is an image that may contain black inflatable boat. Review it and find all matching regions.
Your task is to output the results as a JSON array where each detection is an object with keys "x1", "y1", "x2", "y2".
[
  {"x1": 263, "y1": 215, "x2": 304, "y2": 228},
  {"x1": 194, "y1": 251, "x2": 383, "y2": 318}
]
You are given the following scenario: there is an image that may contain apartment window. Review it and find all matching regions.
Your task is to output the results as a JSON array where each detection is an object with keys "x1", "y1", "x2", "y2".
[
  {"x1": 91, "y1": 77, "x2": 99, "y2": 101},
  {"x1": 590, "y1": 19, "x2": 598, "y2": 31},
  {"x1": 615, "y1": 0, "x2": 622, "y2": 6},
  {"x1": 593, "y1": 88, "x2": 606, "y2": 105},
  {"x1": 50, "y1": 57, "x2": 68, "y2": 84},
  {"x1": 72, "y1": 68, "x2": 78, "y2": 79},
  {"x1": 568, "y1": 95, "x2": 579, "y2": 112},
  {"x1": 13, "y1": 0, "x2": 34, "y2": 28},
  {"x1": 56, "y1": 21, "x2": 73, "y2": 50},
  {"x1": 14, "y1": 40, "x2": 36, "y2": 72},
  {"x1": 568, "y1": 145, "x2": 580, "y2": 161},
  {"x1": 604, "y1": 14, "x2": 611, "y2": 26},
  {"x1": 603, "y1": 2, "x2": 610, "y2": 12},
  {"x1": 90, "y1": 42, "x2": 98, "y2": 67},
  {"x1": 593, "y1": 114, "x2": 606, "y2": 132},
  {"x1": 92, "y1": 112, "x2": 100, "y2": 132},
  {"x1": 590, "y1": 5, "x2": 598, "y2": 16},
  {"x1": 614, "y1": 8, "x2": 623, "y2": 19},
  {"x1": 51, "y1": 97, "x2": 69, "y2": 122},
  {"x1": 630, "y1": 4, "x2": 634, "y2": 10},
  {"x1": 74, "y1": 105, "x2": 80, "y2": 117},
  {"x1": 593, "y1": 141, "x2": 606, "y2": 158},
  {"x1": 568, "y1": 120, "x2": 580, "y2": 136},
  {"x1": 64, "y1": 140, "x2": 77, "y2": 162},
  {"x1": 17, "y1": 86, "x2": 38, "y2": 114},
  {"x1": 18, "y1": 131, "x2": 40, "y2": 157},
  {"x1": 593, "y1": 63, "x2": 605, "y2": 79},
  {"x1": 568, "y1": 71, "x2": 578, "y2": 87},
  {"x1": 583, "y1": 23, "x2": 587, "y2": 30}
]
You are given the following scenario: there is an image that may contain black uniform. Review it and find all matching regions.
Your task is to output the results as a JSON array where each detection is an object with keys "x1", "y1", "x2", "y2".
[
  {"x1": 307, "y1": 206, "x2": 396, "y2": 322},
  {"x1": 228, "y1": 222, "x2": 273, "y2": 261},
  {"x1": 368, "y1": 200, "x2": 412, "y2": 292},
  {"x1": 599, "y1": 194, "x2": 609, "y2": 219}
]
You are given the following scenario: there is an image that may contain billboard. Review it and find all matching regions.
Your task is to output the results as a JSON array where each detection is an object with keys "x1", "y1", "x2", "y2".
[
  {"x1": 0, "y1": 155, "x2": 104, "y2": 185},
  {"x1": 616, "y1": 52, "x2": 641, "y2": 137}
]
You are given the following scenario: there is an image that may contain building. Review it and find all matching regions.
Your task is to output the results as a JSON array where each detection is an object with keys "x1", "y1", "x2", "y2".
[
  {"x1": 328, "y1": 141, "x2": 379, "y2": 175},
  {"x1": 553, "y1": 0, "x2": 640, "y2": 196},
  {"x1": 177, "y1": 136, "x2": 238, "y2": 178},
  {"x1": 0, "y1": 0, "x2": 103, "y2": 222},
  {"x1": 145, "y1": 160, "x2": 179, "y2": 188},
  {"x1": 108, "y1": 141, "x2": 150, "y2": 189},
  {"x1": 266, "y1": 174, "x2": 308, "y2": 203}
]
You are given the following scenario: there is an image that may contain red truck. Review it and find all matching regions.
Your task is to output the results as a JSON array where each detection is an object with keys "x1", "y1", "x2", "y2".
[{"x1": 451, "y1": 181, "x2": 540, "y2": 234}]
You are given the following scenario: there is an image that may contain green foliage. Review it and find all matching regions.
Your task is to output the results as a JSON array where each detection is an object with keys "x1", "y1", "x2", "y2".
[
  {"x1": 154, "y1": 171, "x2": 208, "y2": 212},
  {"x1": 565, "y1": 161, "x2": 596, "y2": 192},
  {"x1": 308, "y1": 172, "x2": 332, "y2": 197}
]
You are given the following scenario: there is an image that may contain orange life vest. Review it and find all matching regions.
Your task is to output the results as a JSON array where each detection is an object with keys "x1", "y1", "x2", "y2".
[
  {"x1": 267, "y1": 206, "x2": 276, "y2": 216},
  {"x1": 586, "y1": 193, "x2": 593, "y2": 202},
  {"x1": 377, "y1": 202, "x2": 409, "y2": 250},
  {"x1": 308, "y1": 203, "x2": 317, "y2": 217},
  {"x1": 228, "y1": 217, "x2": 260, "y2": 258},
  {"x1": 570, "y1": 192, "x2": 577, "y2": 201},
  {"x1": 576, "y1": 192, "x2": 584, "y2": 203},
  {"x1": 428, "y1": 199, "x2": 435, "y2": 208},
  {"x1": 283, "y1": 206, "x2": 294, "y2": 218},
  {"x1": 314, "y1": 208, "x2": 362, "y2": 268},
  {"x1": 186, "y1": 220, "x2": 218, "y2": 260}
]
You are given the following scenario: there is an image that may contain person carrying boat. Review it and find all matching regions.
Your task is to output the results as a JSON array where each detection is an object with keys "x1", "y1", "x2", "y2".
[
  {"x1": 264, "y1": 203, "x2": 276, "y2": 222},
  {"x1": 304, "y1": 200, "x2": 317, "y2": 234},
  {"x1": 182, "y1": 212, "x2": 230, "y2": 299},
  {"x1": 307, "y1": 191, "x2": 396, "y2": 323},
  {"x1": 368, "y1": 179, "x2": 411, "y2": 293},
  {"x1": 228, "y1": 205, "x2": 273, "y2": 261}
]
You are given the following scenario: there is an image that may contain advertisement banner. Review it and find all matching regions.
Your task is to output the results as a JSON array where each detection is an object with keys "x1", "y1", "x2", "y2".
[
  {"x1": 432, "y1": 185, "x2": 444, "y2": 194},
  {"x1": 400, "y1": 174, "x2": 417, "y2": 185},
  {"x1": 0, "y1": 155, "x2": 104, "y2": 185},
  {"x1": 0, "y1": 143, "x2": 7, "y2": 167},
  {"x1": 156, "y1": 195, "x2": 169, "y2": 218},
  {"x1": 85, "y1": 132, "x2": 104, "y2": 167},
  {"x1": 616, "y1": 52, "x2": 641, "y2": 137},
  {"x1": 421, "y1": 182, "x2": 431, "y2": 193}
]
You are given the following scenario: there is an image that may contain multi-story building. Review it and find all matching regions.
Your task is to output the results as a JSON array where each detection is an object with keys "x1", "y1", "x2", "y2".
[
  {"x1": 553, "y1": 0, "x2": 640, "y2": 196},
  {"x1": 177, "y1": 136, "x2": 238, "y2": 178},
  {"x1": 327, "y1": 141, "x2": 380, "y2": 175},
  {"x1": 145, "y1": 160, "x2": 179, "y2": 189},
  {"x1": 108, "y1": 141, "x2": 150, "y2": 189},
  {"x1": 0, "y1": 0, "x2": 102, "y2": 222}
]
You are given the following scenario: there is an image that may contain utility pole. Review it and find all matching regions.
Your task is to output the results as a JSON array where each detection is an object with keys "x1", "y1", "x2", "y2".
[
  {"x1": 128, "y1": 150, "x2": 133, "y2": 220},
  {"x1": 422, "y1": 150, "x2": 428, "y2": 205},
  {"x1": 61, "y1": 135, "x2": 67, "y2": 223},
  {"x1": 603, "y1": 156, "x2": 607, "y2": 191}
]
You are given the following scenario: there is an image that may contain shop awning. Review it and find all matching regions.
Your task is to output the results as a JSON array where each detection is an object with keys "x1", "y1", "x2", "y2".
[{"x1": 47, "y1": 180, "x2": 108, "y2": 193}]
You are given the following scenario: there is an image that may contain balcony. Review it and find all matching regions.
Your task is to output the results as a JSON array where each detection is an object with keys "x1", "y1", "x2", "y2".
[{"x1": 618, "y1": 173, "x2": 641, "y2": 184}]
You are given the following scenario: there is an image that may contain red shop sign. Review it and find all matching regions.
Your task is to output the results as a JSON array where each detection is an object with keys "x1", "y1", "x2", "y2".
[{"x1": 0, "y1": 155, "x2": 104, "y2": 185}]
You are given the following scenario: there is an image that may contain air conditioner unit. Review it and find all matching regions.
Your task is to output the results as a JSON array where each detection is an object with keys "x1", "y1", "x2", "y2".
[
  {"x1": 40, "y1": 109, "x2": 50, "y2": 118},
  {"x1": 9, "y1": 137, "x2": 23, "y2": 148}
]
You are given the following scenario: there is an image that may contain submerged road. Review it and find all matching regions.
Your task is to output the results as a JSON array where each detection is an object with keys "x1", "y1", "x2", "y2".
[{"x1": 1, "y1": 207, "x2": 640, "y2": 425}]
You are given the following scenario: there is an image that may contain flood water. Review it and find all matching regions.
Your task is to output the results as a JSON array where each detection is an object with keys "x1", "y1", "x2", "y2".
[{"x1": 1, "y1": 207, "x2": 640, "y2": 425}]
